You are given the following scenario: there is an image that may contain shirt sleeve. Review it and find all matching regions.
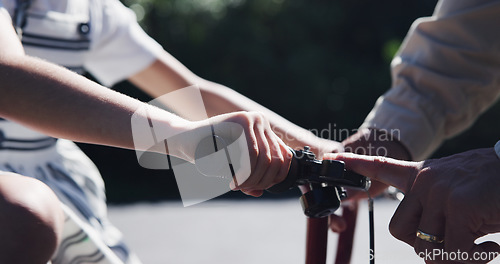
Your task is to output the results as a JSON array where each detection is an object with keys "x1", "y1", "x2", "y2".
[
  {"x1": 360, "y1": 0, "x2": 500, "y2": 161},
  {"x1": 84, "y1": 0, "x2": 164, "y2": 87}
]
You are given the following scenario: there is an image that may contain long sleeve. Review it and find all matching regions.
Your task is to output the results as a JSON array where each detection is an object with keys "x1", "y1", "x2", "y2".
[{"x1": 361, "y1": 0, "x2": 500, "y2": 160}]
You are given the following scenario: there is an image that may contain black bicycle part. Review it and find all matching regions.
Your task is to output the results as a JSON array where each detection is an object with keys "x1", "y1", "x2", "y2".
[
  {"x1": 268, "y1": 147, "x2": 370, "y2": 193},
  {"x1": 267, "y1": 147, "x2": 370, "y2": 218}
]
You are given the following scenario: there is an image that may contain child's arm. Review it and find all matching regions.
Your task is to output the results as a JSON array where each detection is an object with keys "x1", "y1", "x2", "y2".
[
  {"x1": 128, "y1": 50, "x2": 343, "y2": 158},
  {"x1": 0, "y1": 11, "x2": 290, "y2": 193}
]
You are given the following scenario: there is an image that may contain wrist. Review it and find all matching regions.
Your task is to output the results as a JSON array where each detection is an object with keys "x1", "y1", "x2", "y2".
[
  {"x1": 306, "y1": 137, "x2": 344, "y2": 157},
  {"x1": 131, "y1": 103, "x2": 196, "y2": 161},
  {"x1": 274, "y1": 128, "x2": 315, "y2": 149},
  {"x1": 281, "y1": 132, "x2": 342, "y2": 158}
]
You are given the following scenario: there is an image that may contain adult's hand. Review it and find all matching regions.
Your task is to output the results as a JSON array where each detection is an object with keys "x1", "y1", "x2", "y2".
[
  {"x1": 342, "y1": 128, "x2": 411, "y2": 200},
  {"x1": 329, "y1": 128, "x2": 411, "y2": 232},
  {"x1": 325, "y1": 148, "x2": 500, "y2": 263}
]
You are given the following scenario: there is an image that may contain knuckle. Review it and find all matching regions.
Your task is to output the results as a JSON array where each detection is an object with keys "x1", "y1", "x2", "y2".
[
  {"x1": 276, "y1": 153, "x2": 285, "y2": 164},
  {"x1": 248, "y1": 142, "x2": 259, "y2": 156},
  {"x1": 270, "y1": 147, "x2": 284, "y2": 163},
  {"x1": 251, "y1": 112, "x2": 266, "y2": 124},
  {"x1": 230, "y1": 111, "x2": 250, "y2": 122},
  {"x1": 285, "y1": 148, "x2": 294, "y2": 161},
  {"x1": 254, "y1": 111, "x2": 265, "y2": 119},
  {"x1": 259, "y1": 152, "x2": 272, "y2": 166},
  {"x1": 256, "y1": 147, "x2": 272, "y2": 165},
  {"x1": 239, "y1": 113, "x2": 252, "y2": 126},
  {"x1": 416, "y1": 166, "x2": 433, "y2": 179}
]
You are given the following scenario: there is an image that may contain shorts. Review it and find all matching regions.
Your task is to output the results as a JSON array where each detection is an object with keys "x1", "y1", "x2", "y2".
[{"x1": 0, "y1": 134, "x2": 141, "y2": 264}]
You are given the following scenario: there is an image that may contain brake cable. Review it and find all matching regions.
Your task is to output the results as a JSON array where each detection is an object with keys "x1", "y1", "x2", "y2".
[{"x1": 367, "y1": 191, "x2": 375, "y2": 264}]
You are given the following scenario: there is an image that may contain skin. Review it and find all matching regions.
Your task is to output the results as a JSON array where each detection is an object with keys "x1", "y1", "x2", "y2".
[
  {"x1": 0, "y1": 7, "x2": 300, "y2": 261},
  {"x1": 125, "y1": 24, "x2": 343, "y2": 195},
  {"x1": 329, "y1": 128, "x2": 411, "y2": 232},
  {"x1": 326, "y1": 149, "x2": 500, "y2": 264},
  {"x1": 0, "y1": 172, "x2": 65, "y2": 264},
  {"x1": 0, "y1": 5, "x2": 306, "y2": 195},
  {"x1": 0, "y1": 0, "x2": 345, "y2": 258},
  {"x1": 341, "y1": 128, "x2": 412, "y2": 198},
  {"x1": 128, "y1": 46, "x2": 343, "y2": 161}
]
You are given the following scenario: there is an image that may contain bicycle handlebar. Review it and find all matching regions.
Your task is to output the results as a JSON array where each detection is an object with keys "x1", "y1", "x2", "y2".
[
  {"x1": 194, "y1": 132, "x2": 370, "y2": 218},
  {"x1": 268, "y1": 146, "x2": 371, "y2": 218},
  {"x1": 268, "y1": 147, "x2": 370, "y2": 193}
]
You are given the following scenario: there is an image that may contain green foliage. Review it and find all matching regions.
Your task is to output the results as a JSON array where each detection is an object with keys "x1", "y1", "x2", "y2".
[{"x1": 382, "y1": 38, "x2": 402, "y2": 63}]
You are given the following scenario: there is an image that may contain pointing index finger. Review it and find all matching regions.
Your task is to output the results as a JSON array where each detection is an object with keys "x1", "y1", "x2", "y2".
[{"x1": 324, "y1": 153, "x2": 422, "y2": 193}]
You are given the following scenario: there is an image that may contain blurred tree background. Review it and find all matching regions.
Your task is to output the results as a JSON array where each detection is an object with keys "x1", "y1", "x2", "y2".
[{"x1": 78, "y1": 0, "x2": 500, "y2": 204}]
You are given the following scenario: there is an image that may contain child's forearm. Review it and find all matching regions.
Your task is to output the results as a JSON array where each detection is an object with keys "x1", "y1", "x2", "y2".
[{"x1": 0, "y1": 54, "x2": 189, "y2": 152}]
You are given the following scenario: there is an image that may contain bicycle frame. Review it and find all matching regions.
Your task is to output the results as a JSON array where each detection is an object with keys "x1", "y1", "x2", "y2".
[
  {"x1": 265, "y1": 147, "x2": 369, "y2": 264},
  {"x1": 305, "y1": 203, "x2": 358, "y2": 264}
]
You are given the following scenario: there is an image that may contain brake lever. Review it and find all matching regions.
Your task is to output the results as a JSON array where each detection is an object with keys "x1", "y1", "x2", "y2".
[{"x1": 267, "y1": 146, "x2": 371, "y2": 218}]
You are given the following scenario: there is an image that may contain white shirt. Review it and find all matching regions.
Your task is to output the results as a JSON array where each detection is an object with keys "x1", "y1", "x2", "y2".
[
  {"x1": 361, "y1": 0, "x2": 500, "y2": 160},
  {"x1": 0, "y1": 0, "x2": 164, "y2": 140},
  {"x1": 0, "y1": 0, "x2": 163, "y2": 86}
]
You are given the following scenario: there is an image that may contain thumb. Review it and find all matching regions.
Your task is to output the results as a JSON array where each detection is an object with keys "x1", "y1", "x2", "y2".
[{"x1": 324, "y1": 153, "x2": 421, "y2": 193}]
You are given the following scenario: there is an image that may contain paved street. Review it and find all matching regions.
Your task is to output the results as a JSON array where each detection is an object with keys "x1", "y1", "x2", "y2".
[{"x1": 108, "y1": 199, "x2": 500, "y2": 264}]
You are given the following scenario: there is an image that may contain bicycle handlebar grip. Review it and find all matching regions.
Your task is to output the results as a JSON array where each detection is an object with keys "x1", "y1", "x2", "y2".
[{"x1": 266, "y1": 148, "x2": 300, "y2": 193}]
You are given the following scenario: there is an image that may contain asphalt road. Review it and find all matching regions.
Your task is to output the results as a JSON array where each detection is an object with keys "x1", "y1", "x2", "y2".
[{"x1": 108, "y1": 199, "x2": 500, "y2": 264}]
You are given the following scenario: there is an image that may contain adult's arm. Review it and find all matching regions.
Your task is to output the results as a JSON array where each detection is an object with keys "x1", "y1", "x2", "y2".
[
  {"x1": 359, "y1": 0, "x2": 500, "y2": 161},
  {"x1": 331, "y1": 1, "x2": 500, "y2": 223}
]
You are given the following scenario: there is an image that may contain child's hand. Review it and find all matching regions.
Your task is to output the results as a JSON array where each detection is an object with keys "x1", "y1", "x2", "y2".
[{"x1": 207, "y1": 111, "x2": 293, "y2": 197}]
